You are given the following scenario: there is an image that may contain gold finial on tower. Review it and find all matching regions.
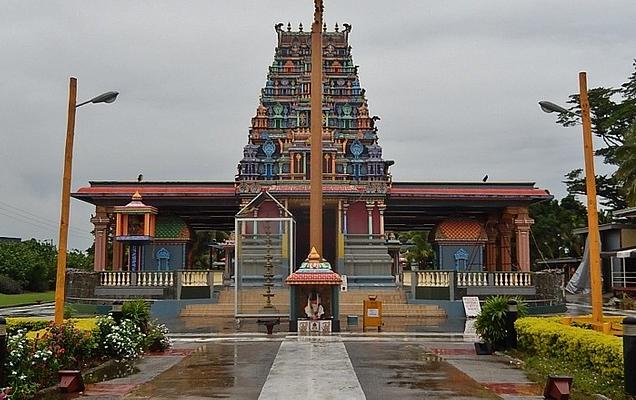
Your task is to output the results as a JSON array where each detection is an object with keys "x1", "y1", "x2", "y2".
[
  {"x1": 308, "y1": 246, "x2": 321, "y2": 263},
  {"x1": 132, "y1": 190, "x2": 142, "y2": 201}
]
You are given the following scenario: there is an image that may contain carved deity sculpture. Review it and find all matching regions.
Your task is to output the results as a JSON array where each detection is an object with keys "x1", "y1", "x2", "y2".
[{"x1": 304, "y1": 291, "x2": 325, "y2": 320}]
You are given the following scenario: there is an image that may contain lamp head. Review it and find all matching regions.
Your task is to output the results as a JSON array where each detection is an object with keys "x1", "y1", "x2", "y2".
[
  {"x1": 539, "y1": 101, "x2": 570, "y2": 115},
  {"x1": 90, "y1": 91, "x2": 119, "y2": 104}
]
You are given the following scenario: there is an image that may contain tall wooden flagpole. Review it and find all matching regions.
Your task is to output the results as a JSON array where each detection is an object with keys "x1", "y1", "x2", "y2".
[
  {"x1": 579, "y1": 71, "x2": 604, "y2": 326},
  {"x1": 310, "y1": 0, "x2": 324, "y2": 256}
]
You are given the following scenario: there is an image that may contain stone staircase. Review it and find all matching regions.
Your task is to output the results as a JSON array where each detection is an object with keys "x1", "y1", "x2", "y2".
[
  {"x1": 181, "y1": 287, "x2": 446, "y2": 318},
  {"x1": 338, "y1": 289, "x2": 446, "y2": 318},
  {"x1": 180, "y1": 288, "x2": 290, "y2": 317}
]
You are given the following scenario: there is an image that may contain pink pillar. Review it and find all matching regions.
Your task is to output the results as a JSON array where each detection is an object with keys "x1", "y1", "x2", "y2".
[
  {"x1": 498, "y1": 215, "x2": 513, "y2": 272},
  {"x1": 366, "y1": 201, "x2": 374, "y2": 238},
  {"x1": 378, "y1": 203, "x2": 386, "y2": 238},
  {"x1": 485, "y1": 220, "x2": 498, "y2": 272},
  {"x1": 112, "y1": 240, "x2": 123, "y2": 271},
  {"x1": 91, "y1": 213, "x2": 110, "y2": 271},
  {"x1": 514, "y1": 211, "x2": 534, "y2": 272}
]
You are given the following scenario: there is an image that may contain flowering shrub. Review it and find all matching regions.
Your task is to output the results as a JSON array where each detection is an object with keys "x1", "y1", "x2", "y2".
[
  {"x1": 43, "y1": 321, "x2": 97, "y2": 369},
  {"x1": 94, "y1": 315, "x2": 146, "y2": 360},
  {"x1": 121, "y1": 300, "x2": 151, "y2": 333},
  {"x1": 7, "y1": 329, "x2": 56, "y2": 400},
  {"x1": 515, "y1": 317, "x2": 623, "y2": 382},
  {"x1": 4, "y1": 315, "x2": 170, "y2": 398},
  {"x1": 145, "y1": 322, "x2": 172, "y2": 352}
]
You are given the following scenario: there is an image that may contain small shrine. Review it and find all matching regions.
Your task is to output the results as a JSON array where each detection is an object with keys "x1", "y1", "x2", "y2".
[
  {"x1": 286, "y1": 247, "x2": 342, "y2": 333},
  {"x1": 432, "y1": 220, "x2": 488, "y2": 271},
  {"x1": 113, "y1": 191, "x2": 157, "y2": 271}
]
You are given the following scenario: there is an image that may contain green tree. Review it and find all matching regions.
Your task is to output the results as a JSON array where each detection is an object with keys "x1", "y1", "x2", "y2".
[
  {"x1": 189, "y1": 230, "x2": 229, "y2": 269},
  {"x1": 615, "y1": 121, "x2": 636, "y2": 205},
  {"x1": 553, "y1": 60, "x2": 636, "y2": 210},
  {"x1": 529, "y1": 195, "x2": 587, "y2": 263},
  {"x1": 0, "y1": 239, "x2": 94, "y2": 291},
  {"x1": 398, "y1": 231, "x2": 435, "y2": 269},
  {"x1": 0, "y1": 239, "x2": 57, "y2": 291},
  {"x1": 66, "y1": 249, "x2": 94, "y2": 271}
]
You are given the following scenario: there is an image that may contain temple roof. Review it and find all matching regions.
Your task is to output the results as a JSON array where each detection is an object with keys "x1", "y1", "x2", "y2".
[
  {"x1": 113, "y1": 191, "x2": 157, "y2": 215},
  {"x1": 286, "y1": 247, "x2": 342, "y2": 286},
  {"x1": 72, "y1": 180, "x2": 551, "y2": 232},
  {"x1": 433, "y1": 220, "x2": 488, "y2": 242}
]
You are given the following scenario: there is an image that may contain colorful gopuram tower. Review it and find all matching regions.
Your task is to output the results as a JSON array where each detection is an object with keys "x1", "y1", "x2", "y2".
[{"x1": 236, "y1": 22, "x2": 394, "y2": 283}]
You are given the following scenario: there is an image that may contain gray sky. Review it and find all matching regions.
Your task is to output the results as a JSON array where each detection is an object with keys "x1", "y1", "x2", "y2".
[{"x1": 1, "y1": 1, "x2": 635, "y2": 250}]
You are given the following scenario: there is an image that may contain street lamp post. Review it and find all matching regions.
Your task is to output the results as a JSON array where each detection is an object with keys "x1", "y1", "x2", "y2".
[
  {"x1": 539, "y1": 71, "x2": 604, "y2": 328},
  {"x1": 54, "y1": 77, "x2": 118, "y2": 324}
]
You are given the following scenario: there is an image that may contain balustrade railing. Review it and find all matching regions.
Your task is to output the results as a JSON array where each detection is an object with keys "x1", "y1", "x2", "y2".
[
  {"x1": 100, "y1": 271, "x2": 131, "y2": 286},
  {"x1": 456, "y1": 272, "x2": 489, "y2": 287},
  {"x1": 212, "y1": 271, "x2": 224, "y2": 287},
  {"x1": 181, "y1": 271, "x2": 209, "y2": 287},
  {"x1": 411, "y1": 270, "x2": 534, "y2": 288},
  {"x1": 137, "y1": 271, "x2": 174, "y2": 287},
  {"x1": 99, "y1": 270, "x2": 225, "y2": 288},
  {"x1": 492, "y1": 272, "x2": 533, "y2": 287},
  {"x1": 417, "y1": 271, "x2": 450, "y2": 287}
]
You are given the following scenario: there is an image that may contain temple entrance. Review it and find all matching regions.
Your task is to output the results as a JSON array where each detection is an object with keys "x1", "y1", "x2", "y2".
[
  {"x1": 291, "y1": 206, "x2": 309, "y2": 268},
  {"x1": 323, "y1": 207, "x2": 336, "y2": 270},
  {"x1": 290, "y1": 205, "x2": 336, "y2": 269}
]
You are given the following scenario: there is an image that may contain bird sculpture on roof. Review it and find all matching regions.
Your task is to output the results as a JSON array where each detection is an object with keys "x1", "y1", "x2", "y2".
[{"x1": 137, "y1": 173, "x2": 143, "y2": 182}]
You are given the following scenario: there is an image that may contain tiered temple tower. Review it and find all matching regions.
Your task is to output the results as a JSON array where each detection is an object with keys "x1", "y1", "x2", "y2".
[
  {"x1": 238, "y1": 22, "x2": 392, "y2": 183},
  {"x1": 236, "y1": 23, "x2": 394, "y2": 282}
]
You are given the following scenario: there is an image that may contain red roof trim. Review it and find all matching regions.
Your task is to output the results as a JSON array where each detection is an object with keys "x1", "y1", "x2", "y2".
[
  {"x1": 75, "y1": 186, "x2": 236, "y2": 195},
  {"x1": 389, "y1": 187, "x2": 551, "y2": 199}
]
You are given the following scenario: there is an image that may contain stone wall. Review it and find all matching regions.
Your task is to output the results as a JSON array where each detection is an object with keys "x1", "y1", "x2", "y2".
[
  {"x1": 534, "y1": 269, "x2": 565, "y2": 303},
  {"x1": 65, "y1": 269, "x2": 100, "y2": 299}
]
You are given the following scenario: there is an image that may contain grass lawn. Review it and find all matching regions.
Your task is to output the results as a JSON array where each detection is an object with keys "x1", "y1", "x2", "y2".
[{"x1": 0, "y1": 291, "x2": 55, "y2": 307}]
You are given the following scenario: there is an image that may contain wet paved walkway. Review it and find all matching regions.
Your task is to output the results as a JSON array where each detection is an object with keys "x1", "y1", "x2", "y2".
[
  {"x1": 258, "y1": 337, "x2": 365, "y2": 399},
  {"x1": 113, "y1": 336, "x2": 539, "y2": 399}
]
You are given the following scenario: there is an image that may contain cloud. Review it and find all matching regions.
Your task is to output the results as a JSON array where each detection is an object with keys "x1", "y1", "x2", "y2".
[{"x1": 1, "y1": 0, "x2": 634, "y2": 249}]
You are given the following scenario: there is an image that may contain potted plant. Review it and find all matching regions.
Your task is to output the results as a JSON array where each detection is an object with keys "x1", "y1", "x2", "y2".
[{"x1": 474, "y1": 295, "x2": 526, "y2": 354}]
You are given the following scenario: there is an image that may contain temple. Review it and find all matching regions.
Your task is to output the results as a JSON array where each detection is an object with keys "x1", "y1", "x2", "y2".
[{"x1": 72, "y1": 19, "x2": 552, "y2": 317}]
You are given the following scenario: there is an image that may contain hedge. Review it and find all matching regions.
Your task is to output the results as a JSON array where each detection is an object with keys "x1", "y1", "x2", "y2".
[
  {"x1": 6, "y1": 318, "x2": 50, "y2": 336},
  {"x1": 515, "y1": 317, "x2": 623, "y2": 382}
]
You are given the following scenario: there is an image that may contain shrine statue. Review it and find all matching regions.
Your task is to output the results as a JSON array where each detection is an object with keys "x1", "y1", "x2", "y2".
[{"x1": 304, "y1": 292, "x2": 324, "y2": 320}]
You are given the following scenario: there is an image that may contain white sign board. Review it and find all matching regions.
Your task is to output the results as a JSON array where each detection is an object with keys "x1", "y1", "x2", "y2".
[
  {"x1": 340, "y1": 274, "x2": 348, "y2": 292},
  {"x1": 462, "y1": 296, "x2": 482, "y2": 318},
  {"x1": 463, "y1": 318, "x2": 477, "y2": 336},
  {"x1": 367, "y1": 308, "x2": 379, "y2": 317}
]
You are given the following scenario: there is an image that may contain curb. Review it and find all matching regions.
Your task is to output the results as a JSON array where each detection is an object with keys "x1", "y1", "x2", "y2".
[{"x1": 0, "y1": 301, "x2": 54, "y2": 310}]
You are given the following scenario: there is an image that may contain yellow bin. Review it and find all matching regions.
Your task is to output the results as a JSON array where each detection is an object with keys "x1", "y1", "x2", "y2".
[{"x1": 363, "y1": 295, "x2": 383, "y2": 332}]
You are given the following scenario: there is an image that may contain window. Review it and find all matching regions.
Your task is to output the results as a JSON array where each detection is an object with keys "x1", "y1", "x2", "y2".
[
  {"x1": 156, "y1": 248, "x2": 170, "y2": 271},
  {"x1": 454, "y1": 248, "x2": 469, "y2": 271}
]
